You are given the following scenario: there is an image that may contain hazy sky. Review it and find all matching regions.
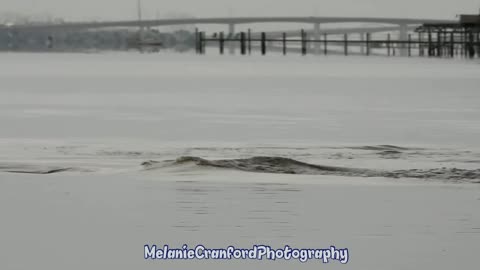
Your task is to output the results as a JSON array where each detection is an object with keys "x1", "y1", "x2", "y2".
[{"x1": 1, "y1": 0, "x2": 479, "y2": 21}]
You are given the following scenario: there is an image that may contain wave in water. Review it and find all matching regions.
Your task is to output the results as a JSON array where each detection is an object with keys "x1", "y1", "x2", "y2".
[
  {"x1": 142, "y1": 156, "x2": 480, "y2": 183},
  {"x1": 2, "y1": 155, "x2": 479, "y2": 183},
  {"x1": 0, "y1": 164, "x2": 90, "y2": 175}
]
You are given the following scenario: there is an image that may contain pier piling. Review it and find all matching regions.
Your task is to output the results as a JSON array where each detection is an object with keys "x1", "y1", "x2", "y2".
[
  {"x1": 408, "y1": 34, "x2": 412, "y2": 57},
  {"x1": 324, "y1": 34, "x2": 328, "y2": 55},
  {"x1": 418, "y1": 32, "x2": 424, "y2": 56},
  {"x1": 195, "y1": 28, "x2": 199, "y2": 54},
  {"x1": 428, "y1": 31, "x2": 433, "y2": 57},
  {"x1": 436, "y1": 32, "x2": 441, "y2": 57},
  {"x1": 344, "y1": 34, "x2": 348, "y2": 56},
  {"x1": 219, "y1": 32, "x2": 224, "y2": 54},
  {"x1": 201, "y1": 32, "x2": 205, "y2": 54},
  {"x1": 366, "y1": 33, "x2": 370, "y2": 56},
  {"x1": 476, "y1": 33, "x2": 480, "y2": 57},
  {"x1": 449, "y1": 32, "x2": 454, "y2": 58},
  {"x1": 301, "y1": 29, "x2": 307, "y2": 55},
  {"x1": 240, "y1": 32, "x2": 246, "y2": 55},
  {"x1": 261, "y1": 32, "x2": 266, "y2": 55},
  {"x1": 248, "y1": 29, "x2": 252, "y2": 55},
  {"x1": 468, "y1": 32, "x2": 475, "y2": 58},
  {"x1": 387, "y1": 33, "x2": 391, "y2": 56}
]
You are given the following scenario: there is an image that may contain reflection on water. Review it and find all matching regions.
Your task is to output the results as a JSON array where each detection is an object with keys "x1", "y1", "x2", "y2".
[
  {"x1": 164, "y1": 178, "x2": 480, "y2": 251},
  {"x1": 173, "y1": 180, "x2": 303, "y2": 239},
  {"x1": 2, "y1": 173, "x2": 479, "y2": 270}
]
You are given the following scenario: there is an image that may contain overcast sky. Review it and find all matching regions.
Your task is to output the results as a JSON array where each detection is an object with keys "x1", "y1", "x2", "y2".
[{"x1": 1, "y1": 0, "x2": 479, "y2": 21}]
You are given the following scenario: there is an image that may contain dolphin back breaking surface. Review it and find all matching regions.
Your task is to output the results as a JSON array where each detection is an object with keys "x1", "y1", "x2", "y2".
[{"x1": 141, "y1": 156, "x2": 480, "y2": 183}]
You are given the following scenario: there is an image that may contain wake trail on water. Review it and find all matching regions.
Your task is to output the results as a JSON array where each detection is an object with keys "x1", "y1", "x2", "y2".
[
  {"x1": 142, "y1": 156, "x2": 480, "y2": 183},
  {"x1": 2, "y1": 144, "x2": 480, "y2": 183},
  {"x1": 0, "y1": 164, "x2": 86, "y2": 175}
]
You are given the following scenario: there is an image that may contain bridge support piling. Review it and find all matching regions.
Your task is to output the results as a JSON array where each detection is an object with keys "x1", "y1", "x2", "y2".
[
  {"x1": 307, "y1": 37, "x2": 314, "y2": 52},
  {"x1": 398, "y1": 24, "x2": 408, "y2": 57},
  {"x1": 228, "y1": 23, "x2": 235, "y2": 54},
  {"x1": 344, "y1": 34, "x2": 348, "y2": 56},
  {"x1": 313, "y1": 22, "x2": 321, "y2": 55},
  {"x1": 282, "y1": 33, "x2": 287, "y2": 55}
]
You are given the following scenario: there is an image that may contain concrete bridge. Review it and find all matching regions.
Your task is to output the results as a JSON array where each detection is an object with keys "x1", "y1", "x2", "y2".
[{"x1": 1, "y1": 16, "x2": 454, "y2": 31}]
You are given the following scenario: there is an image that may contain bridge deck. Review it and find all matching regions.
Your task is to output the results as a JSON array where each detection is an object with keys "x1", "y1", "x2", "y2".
[{"x1": 2, "y1": 17, "x2": 456, "y2": 31}]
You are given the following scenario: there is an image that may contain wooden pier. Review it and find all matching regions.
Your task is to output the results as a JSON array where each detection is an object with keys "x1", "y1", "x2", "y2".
[{"x1": 194, "y1": 25, "x2": 480, "y2": 59}]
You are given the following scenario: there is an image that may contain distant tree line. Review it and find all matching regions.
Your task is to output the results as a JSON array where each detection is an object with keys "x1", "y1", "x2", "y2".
[{"x1": 0, "y1": 28, "x2": 196, "y2": 52}]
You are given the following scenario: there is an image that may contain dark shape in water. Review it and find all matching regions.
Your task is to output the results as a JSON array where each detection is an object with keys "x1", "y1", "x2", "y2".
[
  {"x1": 350, "y1": 145, "x2": 413, "y2": 151},
  {"x1": 1, "y1": 167, "x2": 72, "y2": 175},
  {"x1": 142, "y1": 156, "x2": 480, "y2": 182},
  {"x1": 9, "y1": 168, "x2": 72, "y2": 174}
]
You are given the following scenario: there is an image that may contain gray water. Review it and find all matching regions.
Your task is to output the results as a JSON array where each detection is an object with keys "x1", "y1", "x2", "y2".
[
  {"x1": 1, "y1": 53, "x2": 480, "y2": 270},
  {"x1": 0, "y1": 53, "x2": 479, "y2": 146}
]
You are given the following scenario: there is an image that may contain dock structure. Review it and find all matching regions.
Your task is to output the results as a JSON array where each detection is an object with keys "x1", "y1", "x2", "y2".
[
  {"x1": 416, "y1": 14, "x2": 480, "y2": 58},
  {"x1": 195, "y1": 29, "x2": 480, "y2": 58},
  {"x1": 195, "y1": 14, "x2": 480, "y2": 59}
]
